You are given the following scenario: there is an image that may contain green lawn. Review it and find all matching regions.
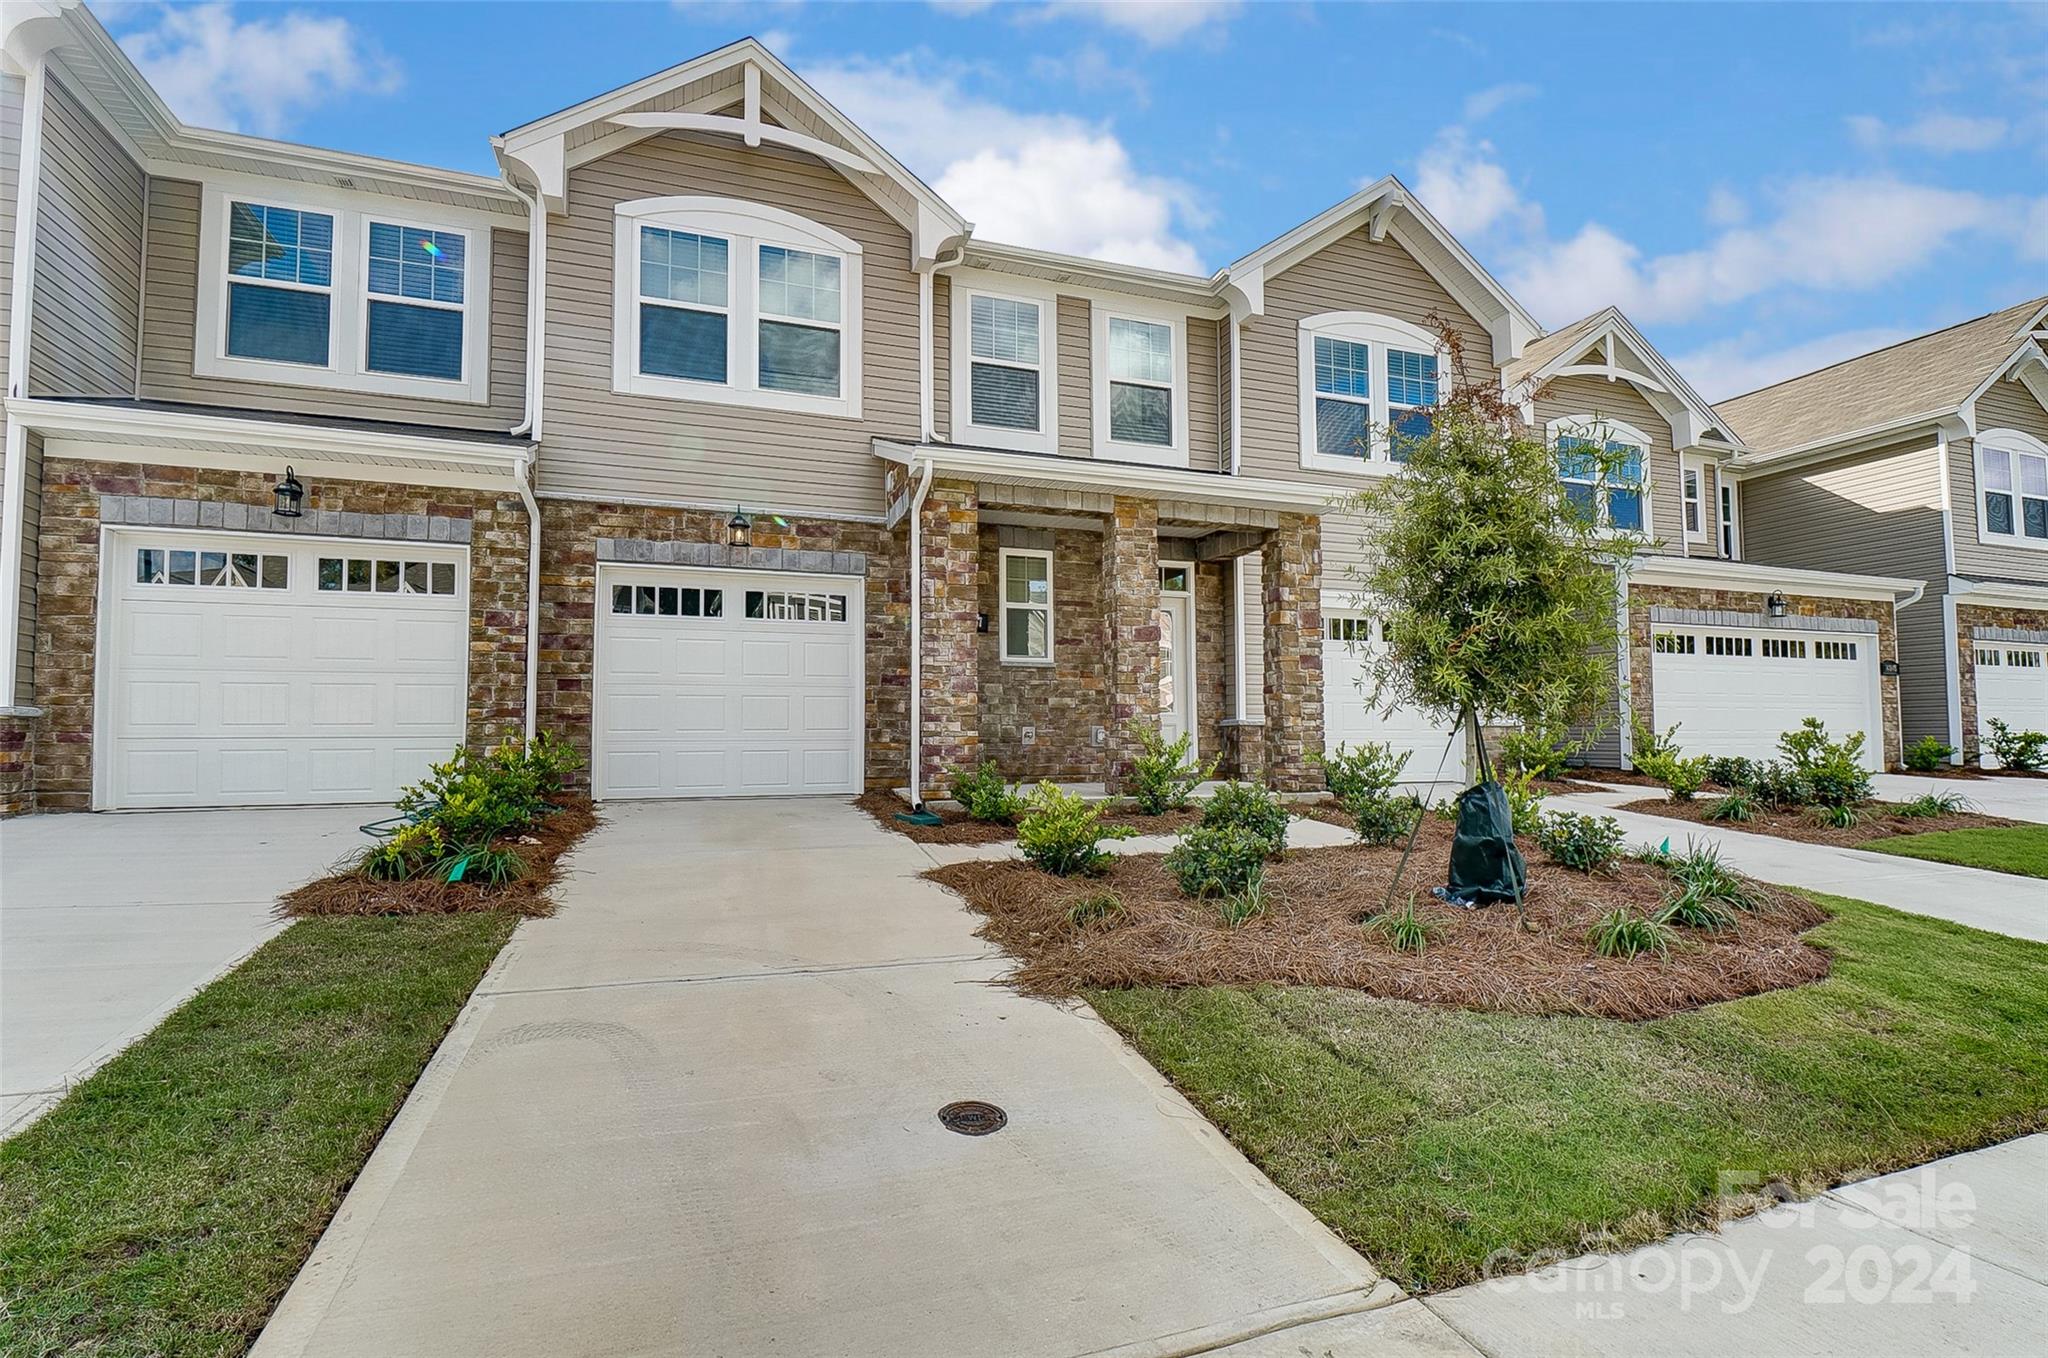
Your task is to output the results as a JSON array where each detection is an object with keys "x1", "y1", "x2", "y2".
[
  {"x1": 0, "y1": 914, "x2": 516, "y2": 1358},
  {"x1": 1871, "y1": 823, "x2": 2048, "y2": 879},
  {"x1": 1089, "y1": 894, "x2": 2048, "y2": 1293}
]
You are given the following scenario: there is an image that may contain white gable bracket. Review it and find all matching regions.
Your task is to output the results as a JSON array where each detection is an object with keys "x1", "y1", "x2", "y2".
[
  {"x1": 608, "y1": 111, "x2": 880, "y2": 176},
  {"x1": 1366, "y1": 189, "x2": 1405, "y2": 243}
]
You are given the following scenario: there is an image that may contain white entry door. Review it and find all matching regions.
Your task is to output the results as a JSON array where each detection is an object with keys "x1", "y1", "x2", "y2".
[
  {"x1": 101, "y1": 531, "x2": 468, "y2": 808},
  {"x1": 1158, "y1": 563, "x2": 1193, "y2": 749},
  {"x1": 1649, "y1": 624, "x2": 1883, "y2": 771},
  {"x1": 1322, "y1": 612, "x2": 1469, "y2": 789},
  {"x1": 1976, "y1": 643, "x2": 2048, "y2": 766},
  {"x1": 595, "y1": 567, "x2": 864, "y2": 799}
]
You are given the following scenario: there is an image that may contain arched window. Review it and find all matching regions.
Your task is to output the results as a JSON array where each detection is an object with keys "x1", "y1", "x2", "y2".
[
  {"x1": 1975, "y1": 429, "x2": 2048, "y2": 549},
  {"x1": 1547, "y1": 416, "x2": 1652, "y2": 533},
  {"x1": 1296, "y1": 312, "x2": 1443, "y2": 472}
]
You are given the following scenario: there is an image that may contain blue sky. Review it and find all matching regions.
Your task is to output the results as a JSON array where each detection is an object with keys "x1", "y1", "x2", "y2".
[{"x1": 99, "y1": 1, "x2": 2047, "y2": 399}]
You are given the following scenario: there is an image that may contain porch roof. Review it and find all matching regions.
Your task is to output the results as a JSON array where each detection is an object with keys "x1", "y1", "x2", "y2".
[{"x1": 872, "y1": 438, "x2": 1339, "y2": 519}]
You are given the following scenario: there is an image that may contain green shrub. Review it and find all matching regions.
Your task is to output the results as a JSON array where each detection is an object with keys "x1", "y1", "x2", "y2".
[
  {"x1": 1704, "y1": 755, "x2": 1763, "y2": 791},
  {"x1": 1347, "y1": 792, "x2": 1420, "y2": 846},
  {"x1": 1778, "y1": 717, "x2": 1872, "y2": 809},
  {"x1": 1986, "y1": 718, "x2": 2048, "y2": 772},
  {"x1": 398, "y1": 747, "x2": 532, "y2": 847},
  {"x1": 1903, "y1": 736, "x2": 1954, "y2": 773},
  {"x1": 362, "y1": 821, "x2": 445, "y2": 881},
  {"x1": 1589, "y1": 907, "x2": 1674, "y2": 960},
  {"x1": 1663, "y1": 839, "x2": 1762, "y2": 912},
  {"x1": 1634, "y1": 745, "x2": 1708, "y2": 802},
  {"x1": 1534, "y1": 810, "x2": 1626, "y2": 872},
  {"x1": 1201, "y1": 781, "x2": 1290, "y2": 855},
  {"x1": 1216, "y1": 865, "x2": 1269, "y2": 927},
  {"x1": 1312, "y1": 740, "x2": 1409, "y2": 803},
  {"x1": 1898, "y1": 790, "x2": 1973, "y2": 818},
  {"x1": 1365, "y1": 896, "x2": 1434, "y2": 954},
  {"x1": 1017, "y1": 783, "x2": 1135, "y2": 876},
  {"x1": 1127, "y1": 722, "x2": 1220, "y2": 815},
  {"x1": 1501, "y1": 769, "x2": 1548, "y2": 833},
  {"x1": 1630, "y1": 717, "x2": 1683, "y2": 763},
  {"x1": 1499, "y1": 725, "x2": 1582, "y2": 780},
  {"x1": 488, "y1": 730, "x2": 583, "y2": 797},
  {"x1": 1747, "y1": 760, "x2": 1812, "y2": 810},
  {"x1": 1066, "y1": 891, "x2": 1126, "y2": 929},
  {"x1": 1705, "y1": 788, "x2": 1757, "y2": 823},
  {"x1": 1659, "y1": 883, "x2": 1734, "y2": 932},
  {"x1": 950, "y1": 760, "x2": 1025, "y2": 823},
  {"x1": 1167, "y1": 823, "x2": 1272, "y2": 899}
]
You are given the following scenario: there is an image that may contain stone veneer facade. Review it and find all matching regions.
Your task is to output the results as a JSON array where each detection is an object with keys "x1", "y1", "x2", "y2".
[
  {"x1": 1954, "y1": 602, "x2": 2048, "y2": 764},
  {"x1": 27, "y1": 460, "x2": 529, "y2": 811},
  {"x1": 1627, "y1": 583, "x2": 1903, "y2": 768},
  {"x1": 976, "y1": 525, "x2": 1111, "y2": 783},
  {"x1": 1258, "y1": 512, "x2": 1325, "y2": 791}
]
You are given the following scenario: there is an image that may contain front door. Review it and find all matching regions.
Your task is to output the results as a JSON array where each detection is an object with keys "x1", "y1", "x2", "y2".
[{"x1": 1158, "y1": 564, "x2": 1194, "y2": 748}]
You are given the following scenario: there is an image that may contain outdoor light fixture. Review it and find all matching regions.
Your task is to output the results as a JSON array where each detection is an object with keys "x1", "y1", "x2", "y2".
[
  {"x1": 726, "y1": 506, "x2": 751, "y2": 550},
  {"x1": 273, "y1": 467, "x2": 305, "y2": 519},
  {"x1": 1766, "y1": 592, "x2": 1788, "y2": 618}
]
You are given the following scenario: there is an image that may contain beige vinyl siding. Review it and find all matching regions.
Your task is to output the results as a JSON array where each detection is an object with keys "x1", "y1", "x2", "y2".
[
  {"x1": 1057, "y1": 296, "x2": 1091, "y2": 458},
  {"x1": 931, "y1": 271, "x2": 950, "y2": 441},
  {"x1": 1, "y1": 71, "x2": 25, "y2": 699},
  {"x1": 138, "y1": 178, "x2": 528, "y2": 430},
  {"x1": 1952, "y1": 382, "x2": 2048, "y2": 584},
  {"x1": 541, "y1": 133, "x2": 920, "y2": 515},
  {"x1": 1236, "y1": 227, "x2": 1493, "y2": 486},
  {"x1": 13, "y1": 431, "x2": 40, "y2": 703},
  {"x1": 28, "y1": 75, "x2": 142, "y2": 398},
  {"x1": 1740, "y1": 435, "x2": 1949, "y2": 740},
  {"x1": 1187, "y1": 314, "x2": 1221, "y2": 473},
  {"x1": 1535, "y1": 376, "x2": 1684, "y2": 559},
  {"x1": 1217, "y1": 318, "x2": 1234, "y2": 472}
]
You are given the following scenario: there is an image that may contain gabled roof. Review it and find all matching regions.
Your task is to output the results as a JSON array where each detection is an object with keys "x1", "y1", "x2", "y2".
[
  {"x1": 493, "y1": 37, "x2": 968, "y2": 261},
  {"x1": 1505, "y1": 306, "x2": 1743, "y2": 453},
  {"x1": 1717, "y1": 296, "x2": 2048, "y2": 458},
  {"x1": 1220, "y1": 176, "x2": 1543, "y2": 361}
]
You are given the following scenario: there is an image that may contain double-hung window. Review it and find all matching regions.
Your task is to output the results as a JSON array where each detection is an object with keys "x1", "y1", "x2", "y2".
[
  {"x1": 1551, "y1": 419, "x2": 1649, "y2": 532},
  {"x1": 969, "y1": 295, "x2": 1043, "y2": 431},
  {"x1": 1978, "y1": 433, "x2": 2048, "y2": 548},
  {"x1": 365, "y1": 221, "x2": 466, "y2": 381},
  {"x1": 614, "y1": 197, "x2": 862, "y2": 417},
  {"x1": 225, "y1": 202, "x2": 334, "y2": 367},
  {"x1": 1298, "y1": 313, "x2": 1443, "y2": 470},
  {"x1": 1094, "y1": 309, "x2": 1187, "y2": 464},
  {"x1": 1000, "y1": 549, "x2": 1053, "y2": 664},
  {"x1": 1681, "y1": 462, "x2": 1704, "y2": 540}
]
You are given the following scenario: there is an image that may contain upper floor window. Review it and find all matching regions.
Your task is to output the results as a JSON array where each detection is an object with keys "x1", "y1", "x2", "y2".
[
  {"x1": 1681, "y1": 461, "x2": 1704, "y2": 540},
  {"x1": 1720, "y1": 479, "x2": 1739, "y2": 559},
  {"x1": 613, "y1": 196, "x2": 862, "y2": 418},
  {"x1": 1094, "y1": 308, "x2": 1188, "y2": 465},
  {"x1": 1297, "y1": 312, "x2": 1442, "y2": 473},
  {"x1": 198, "y1": 185, "x2": 492, "y2": 403},
  {"x1": 952, "y1": 275, "x2": 1058, "y2": 454},
  {"x1": 1977, "y1": 432, "x2": 2048, "y2": 550},
  {"x1": 1549, "y1": 418, "x2": 1650, "y2": 533}
]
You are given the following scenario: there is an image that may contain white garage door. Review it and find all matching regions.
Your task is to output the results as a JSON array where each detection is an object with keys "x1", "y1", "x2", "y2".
[
  {"x1": 1649, "y1": 624, "x2": 1882, "y2": 772},
  {"x1": 1976, "y1": 644, "x2": 2048, "y2": 767},
  {"x1": 103, "y1": 531, "x2": 467, "y2": 809},
  {"x1": 595, "y1": 567, "x2": 863, "y2": 799},
  {"x1": 1323, "y1": 615, "x2": 1469, "y2": 790}
]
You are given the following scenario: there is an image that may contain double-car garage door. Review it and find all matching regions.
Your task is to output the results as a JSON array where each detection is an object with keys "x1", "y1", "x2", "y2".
[{"x1": 1649, "y1": 622, "x2": 1883, "y2": 771}]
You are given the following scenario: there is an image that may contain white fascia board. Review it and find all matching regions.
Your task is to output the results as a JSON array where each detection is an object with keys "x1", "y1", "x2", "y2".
[
  {"x1": 964, "y1": 240, "x2": 1224, "y2": 311},
  {"x1": 1961, "y1": 339, "x2": 2048, "y2": 428},
  {"x1": 1526, "y1": 308, "x2": 1739, "y2": 454},
  {"x1": 1947, "y1": 576, "x2": 2048, "y2": 611},
  {"x1": 873, "y1": 439, "x2": 1338, "y2": 516},
  {"x1": 1626, "y1": 553, "x2": 1922, "y2": 604}
]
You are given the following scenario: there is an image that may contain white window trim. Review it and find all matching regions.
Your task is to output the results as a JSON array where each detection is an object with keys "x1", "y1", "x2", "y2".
[
  {"x1": 1297, "y1": 312, "x2": 1444, "y2": 475},
  {"x1": 1092, "y1": 304, "x2": 1189, "y2": 468},
  {"x1": 1719, "y1": 475, "x2": 1740, "y2": 560},
  {"x1": 1547, "y1": 415, "x2": 1656, "y2": 538},
  {"x1": 951, "y1": 272, "x2": 1059, "y2": 455},
  {"x1": 999, "y1": 546, "x2": 1055, "y2": 666},
  {"x1": 195, "y1": 181, "x2": 493, "y2": 404},
  {"x1": 1974, "y1": 429, "x2": 2048, "y2": 553},
  {"x1": 611, "y1": 196, "x2": 863, "y2": 419},
  {"x1": 1679, "y1": 455, "x2": 1705, "y2": 543}
]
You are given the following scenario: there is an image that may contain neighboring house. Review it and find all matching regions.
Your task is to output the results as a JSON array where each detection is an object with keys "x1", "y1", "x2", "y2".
[
  {"x1": 1720, "y1": 298, "x2": 2048, "y2": 766},
  {"x1": 0, "y1": 3, "x2": 1920, "y2": 815}
]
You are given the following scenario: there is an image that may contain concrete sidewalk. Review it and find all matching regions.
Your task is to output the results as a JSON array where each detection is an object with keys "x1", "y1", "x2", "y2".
[
  {"x1": 1873, "y1": 772, "x2": 2048, "y2": 824},
  {"x1": 1427, "y1": 1135, "x2": 2048, "y2": 1357},
  {"x1": 254, "y1": 798, "x2": 1469, "y2": 1358},
  {"x1": 1553, "y1": 789, "x2": 2048, "y2": 943},
  {"x1": 0, "y1": 805, "x2": 366, "y2": 1137}
]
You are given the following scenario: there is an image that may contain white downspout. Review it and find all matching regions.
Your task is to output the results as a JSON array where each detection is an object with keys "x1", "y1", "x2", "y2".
[
  {"x1": 906, "y1": 457, "x2": 935, "y2": 807},
  {"x1": 504, "y1": 175, "x2": 546, "y2": 440},
  {"x1": 0, "y1": 57, "x2": 49, "y2": 708},
  {"x1": 918, "y1": 267, "x2": 933, "y2": 441},
  {"x1": 512, "y1": 451, "x2": 541, "y2": 742},
  {"x1": 1228, "y1": 315, "x2": 1247, "y2": 720}
]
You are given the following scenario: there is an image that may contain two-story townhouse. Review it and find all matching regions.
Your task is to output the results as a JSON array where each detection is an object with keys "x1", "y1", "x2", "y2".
[
  {"x1": 0, "y1": 4, "x2": 1923, "y2": 816},
  {"x1": 1720, "y1": 298, "x2": 2048, "y2": 766}
]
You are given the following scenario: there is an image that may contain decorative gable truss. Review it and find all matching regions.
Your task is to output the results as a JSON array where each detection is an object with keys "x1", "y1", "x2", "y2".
[
  {"x1": 1960, "y1": 304, "x2": 2048, "y2": 434},
  {"x1": 1505, "y1": 307, "x2": 1743, "y2": 456}
]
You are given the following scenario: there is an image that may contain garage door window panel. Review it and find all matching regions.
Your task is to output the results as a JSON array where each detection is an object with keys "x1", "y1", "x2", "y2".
[{"x1": 318, "y1": 557, "x2": 460, "y2": 596}]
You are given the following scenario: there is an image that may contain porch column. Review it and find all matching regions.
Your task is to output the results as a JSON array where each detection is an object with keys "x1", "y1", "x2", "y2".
[
  {"x1": 1262, "y1": 511, "x2": 1324, "y2": 792},
  {"x1": 1101, "y1": 495, "x2": 1161, "y2": 792},
  {"x1": 919, "y1": 478, "x2": 980, "y2": 793}
]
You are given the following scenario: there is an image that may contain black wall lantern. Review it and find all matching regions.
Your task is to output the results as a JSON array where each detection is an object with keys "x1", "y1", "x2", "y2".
[
  {"x1": 273, "y1": 466, "x2": 305, "y2": 519},
  {"x1": 1766, "y1": 592, "x2": 1788, "y2": 619},
  {"x1": 726, "y1": 506, "x2": 751, "y2": 550}
]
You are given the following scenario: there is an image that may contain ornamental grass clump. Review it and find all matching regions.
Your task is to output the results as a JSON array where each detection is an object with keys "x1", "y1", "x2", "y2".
[
  {"x1": 1364, "y1": 896, "x2": 1434, "y2": 954},
  {"x1": 1898, "y1": 790, "x2": 1974, "y2": 818},
  {"x1": 1589, "y1": 907, "x2": 1674, "y2": 960},
  {"x1": 1066, "y1": 890, "x2": 1126, "y2": 930}
]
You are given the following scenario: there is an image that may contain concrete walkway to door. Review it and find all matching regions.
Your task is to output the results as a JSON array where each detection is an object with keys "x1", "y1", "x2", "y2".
[{"x1": 254, "y1": 798, "x2": 1476, "y2": 1358}]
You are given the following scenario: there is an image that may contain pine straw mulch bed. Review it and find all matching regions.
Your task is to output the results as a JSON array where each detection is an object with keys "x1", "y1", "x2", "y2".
[
  {"x1": 852, "y1": 788, "x2": 1202, "y2": 844},
  {"x1": 924, "y1": 816, "x2": 1832, "y2": 1020},
  {"x1": 278, "y1": 796, "x2": 599, "y2": 918},
  {"x1": 1618, "y1": 796, "x2": 2018, "y2": 849}
]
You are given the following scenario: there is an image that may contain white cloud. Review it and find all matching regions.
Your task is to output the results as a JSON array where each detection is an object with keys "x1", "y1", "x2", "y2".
[
  {"x1": 1674, "y1": 326, "x2": 1916, "y2": 402},
  {"x1": 1411, "y1": 126, "x2": 1542, "y2": 240},
  {"x1": 1460, "y1": 82, "x2": 1537, "y2": 124},
  {"x1": 114, "y1": 1, "x2": 400, "y2": 137},
  {"x1": 802, "y1": 53, "x2": 1204, "y2": 271},
  {"x1": 1705, "y1": 185, "x2": 1748, "y2": 227},
  {"x1": 1037, "y1": 1, "x2": 1241, "y2": 46},
  {"x1": 1848, "y1": 111, "x2": 2008, "y2": 153}
]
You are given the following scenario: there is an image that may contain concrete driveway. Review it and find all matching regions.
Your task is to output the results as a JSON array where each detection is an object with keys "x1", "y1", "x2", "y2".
[
  {"x1": 0, "y1": 805, "x2": 368, "y2": 1136},
  {"x1": 253, "y1": 798, "x2": 1475, "y2": 1358},
  {"x1": 1873, "y1": 772, "x2": 2048, "y2": 824}
]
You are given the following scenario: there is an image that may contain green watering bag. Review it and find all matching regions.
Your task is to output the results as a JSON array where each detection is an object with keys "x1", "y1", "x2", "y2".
[{"x1": 1441, "y1": 779, "x2": 1527, "y2": 907}]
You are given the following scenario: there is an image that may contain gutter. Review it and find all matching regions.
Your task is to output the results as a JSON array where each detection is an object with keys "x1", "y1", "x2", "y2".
[
  {"x1": 0, "y1": 56, "x2": 48, "y2": 707},
  {"x1": 905, "y1": 456, "x2": 936, "y2": 809}
]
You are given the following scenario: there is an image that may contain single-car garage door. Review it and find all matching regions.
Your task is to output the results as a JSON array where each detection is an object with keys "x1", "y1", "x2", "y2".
[
  {"x1": 102, "y1": 531, "x2": 467, "y2": 808},
  {"x1": 1323, "y1": 614, "x2": 1469, "y2": 790},
  {"x1": 1649, "y1": 623, "x2": 1882, "y2": 771},
  {"x1": 1976, "y1": 643, "x2": 2048, "y2": 767},
  {"x1": 595, "y1": 566, "x2": 864, "y2": 799}
]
